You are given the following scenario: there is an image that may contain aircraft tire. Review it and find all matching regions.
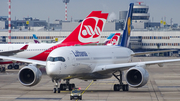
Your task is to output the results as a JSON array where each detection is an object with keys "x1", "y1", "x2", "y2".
[
  {"x1": 72, "y1": 83, "x2": 75, "y2": 89},
  {"x1": 60, "y1": 84, "x2": 66, "y2": 90},
  {"x1": 69, "y1": 84, "x2": 73, "y2": 91},
  {"x1": 8, "y1": 65, "x2": 13, "y2": 69},
  {"x1": 63, "y1": 84, "x2": 67, "y2": 90},
  {"x1": 114, "y1": 84, "x2": 120, "y2": 91},
  {"x1": 122, "y1": 84, "x2": 129, "y2": 91},
  {"x1": 53, "y1": 88, "x2": 56, "y2": 93},
  {"x1": 1, "y1": 67, "x2": 5, "y2": 72},
  {"x1": 14, "y1": 65, "x2": 19, "y2": 69},
  {"x1": 60, "y1": 84, "x2": 63, "y2": 90},
  {"x1": 79, "y1": 96, "x2": 82, "y2": 100},
  {"x1": 58, "y1": 88, "x2": 61, "y2": 93}
]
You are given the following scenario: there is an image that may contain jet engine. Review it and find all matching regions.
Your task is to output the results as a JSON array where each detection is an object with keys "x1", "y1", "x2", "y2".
[
  {"x1": 18, "y1": 64, "x2": 42, "y2": 86},
  {"x1": 126, "y1": 66, "x2": 149, "y2": 88}
]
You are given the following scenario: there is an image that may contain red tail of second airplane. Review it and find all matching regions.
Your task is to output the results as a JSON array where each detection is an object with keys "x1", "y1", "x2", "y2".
[
  {"x1": 61, "y1": 11, "x2": 108, "y2": 45},
  {"x1": 106, "y1": 33, "x2": 121, "y2": 46}
]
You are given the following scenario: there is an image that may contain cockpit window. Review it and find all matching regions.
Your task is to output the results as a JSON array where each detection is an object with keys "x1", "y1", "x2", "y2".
[{"x1": 47, "y1": 57, "x2": 65, "y2": 62}]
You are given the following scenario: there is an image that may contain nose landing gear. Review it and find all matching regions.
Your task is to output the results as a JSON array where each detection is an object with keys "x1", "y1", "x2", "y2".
[{"x1": 53, "y1": 79, "x2": 75, "y2": 93}]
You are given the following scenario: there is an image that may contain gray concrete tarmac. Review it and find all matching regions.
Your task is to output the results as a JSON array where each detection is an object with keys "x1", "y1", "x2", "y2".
[{"x1": 0, "y1": 57, "x2": 180, "y2": 101}]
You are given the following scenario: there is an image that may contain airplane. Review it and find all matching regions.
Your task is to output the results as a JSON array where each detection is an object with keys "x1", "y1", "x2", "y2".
[
  {"x1": 33, "y1": 34, "x2": 56, "y2": 43},
  {"x1": 1, "y1": 31, "x2": 127, "y2": 71},
  {"x1": 0, "y1": 11, "x2": 108, "y2": 70},
  {"x1": 103, "y1": 33, "x2": 116, "y2": 44},
  {"x1": 6, "y1": 34, "x2": 40, "y2": 69},
  {"x1": 1, "y1": 3, "x2": 179, "y2": 93},
  {"x1": 33, "y1": 34, "x2": 40, "y2": 43},
  {"x1": 85, "y1": 33, "x2": 120, "y2": 46},
  {"x1": 0, "y1": 44, "x2": 28, "y2": 71},
  {"x1": 106, "y1": 33, "x2": 121, "y2": 45},
  {"x1": 33, "y1": 33, "x2": 119, "y2": 45}
]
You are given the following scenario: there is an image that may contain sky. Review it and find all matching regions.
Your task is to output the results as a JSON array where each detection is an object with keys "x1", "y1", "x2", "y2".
[{"x1": 0, "y1": 0, "x2": 180, "y2": 24}]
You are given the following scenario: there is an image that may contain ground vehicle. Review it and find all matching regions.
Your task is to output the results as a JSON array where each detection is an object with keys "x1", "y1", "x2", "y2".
[{"x1": 70, "y1": 89, "x2": 82, "y2": 100}]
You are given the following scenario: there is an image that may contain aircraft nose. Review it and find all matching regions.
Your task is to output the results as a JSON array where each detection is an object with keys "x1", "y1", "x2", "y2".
[{"x1": 46, "y1": 62, "x2": 59, "y2": 76}]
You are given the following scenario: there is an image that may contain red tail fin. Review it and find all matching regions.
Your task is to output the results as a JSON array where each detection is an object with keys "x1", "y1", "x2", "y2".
[
  {"x1": 61, "y1": 11, "x2": 108, "y2": 45},
  {"x1": 106, "y1": 33, "x2": 121, "y2": 46}
]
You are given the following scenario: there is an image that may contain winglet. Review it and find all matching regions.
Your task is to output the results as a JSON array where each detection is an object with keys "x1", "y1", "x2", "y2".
[
  {"x1": 119, "y1": 3, "x2": 134, "y2": 47},
  {"x1": 20, "y1": 45, "x2": 28, "y2": 50}
]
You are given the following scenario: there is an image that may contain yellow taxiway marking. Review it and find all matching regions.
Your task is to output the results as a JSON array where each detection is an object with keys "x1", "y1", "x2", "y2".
[
  {"x1": 82, "y1": 80, "x2": 94, "y2": 94},
  {"x1": 76, "y1": 81, "x2": 94, "y2": 101}
]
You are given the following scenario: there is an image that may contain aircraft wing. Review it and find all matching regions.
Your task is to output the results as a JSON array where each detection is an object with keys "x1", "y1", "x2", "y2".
[
  {"x1": 0, "y1": 45, "x2": 28, "y2": 56},
  {"x1": 0, "y1": 55, "x2": 46, "y2": 66},
  {"x1": 132, "y1": 50, "x2": 176, "y2": 56},
  {"x1": 92, "y1": 58, "x2": 180, "y2": 73}
]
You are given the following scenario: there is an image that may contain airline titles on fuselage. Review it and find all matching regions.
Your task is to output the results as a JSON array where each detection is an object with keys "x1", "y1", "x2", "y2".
[{"x1": 72, "y1": 50, "x2": 88, "y2": 57}]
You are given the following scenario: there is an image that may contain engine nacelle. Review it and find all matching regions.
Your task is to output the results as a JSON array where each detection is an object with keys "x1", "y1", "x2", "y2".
[
  {"x1": 18, "y1": 64, "x2": 42, "y2": 87},
  {"x1": 126, "y1": 66, "x2": 149, "y2": 88}
]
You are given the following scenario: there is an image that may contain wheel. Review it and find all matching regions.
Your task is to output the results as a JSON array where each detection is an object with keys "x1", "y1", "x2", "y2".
[
  {"x1": 125, "y1": 84, "x2": 129, "y2": 91},
  {"x1": 122, "y1": 84, "x2": 129, "y2": 91},
  {"x1": 53, "y1": 88, "x2": 56, "y2": 93},
  {"x1": 69, "y1": 84, "x2": 72, "y2": 91},
  {"x1": 63, "y1": 84, "x2": 67, "y2": 90},
  {"x1": 14, "y1": 65, "x2": 19, "y2": 69},
  {"x1": 113, "y1": 84, "x2": 117, "y2": 91},
  {"x1": 114, "y1": 84, "x2": 119, "y2": 91},
  {"x1": 69, "y1": 84, "x2": 75, "y2": 91},
  {"x1": 72, "y1": 83, "x2": 75, "y2": 89},
  {"x1": 60, "y1": 84, "x2": 63, "y2": 90},
  {"x1": 58, "y1": 88, "x2": 61, "y2": 93},
  {"x1": 7, "y1": 65, "x2": 13, "y2": 69},
  {"x1": 70, "y1": 96, "x2": 73, "y2": 100},
  {"x1": 60, "y1": 84, "x2": 66, "y2": 90},
  {"x1": 122, "y1": 85, "x2": 126, "y2": 91},
  {"x1": 79, "y1": 96, "x2": 82, "y2": 100},
  {"x1": 1, "y1": 67, "x2": 5, "y2": 72}
]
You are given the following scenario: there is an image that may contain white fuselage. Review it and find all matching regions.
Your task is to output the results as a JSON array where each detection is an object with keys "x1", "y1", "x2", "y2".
[{"x1": 46, "y1": 45, "x2": 133, "y2": 80}]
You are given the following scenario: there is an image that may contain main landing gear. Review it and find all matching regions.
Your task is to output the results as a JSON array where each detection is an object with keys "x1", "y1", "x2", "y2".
[
  {"x1": 0, "y1": 66, "x2": 5, "y2": 72},
  {"x1": 113, "y1": 71, "x2": 129, "y2": 91},
  {"x1": 53, "y1": 79, "x2": 75, "y2": 93},
  {"x1": 7, "y1": 64, "x2": 19, "y2": 69}
]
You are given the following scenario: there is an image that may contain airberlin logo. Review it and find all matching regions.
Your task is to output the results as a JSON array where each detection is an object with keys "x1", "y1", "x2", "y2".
[{"x1": 78, "y1": 17, "x2": 105, "y2": 43}]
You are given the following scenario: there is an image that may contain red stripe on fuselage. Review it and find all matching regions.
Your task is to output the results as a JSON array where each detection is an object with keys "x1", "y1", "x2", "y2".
[{"x1": 28, "y1": 41, "x2": 95, "y2": 61}]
